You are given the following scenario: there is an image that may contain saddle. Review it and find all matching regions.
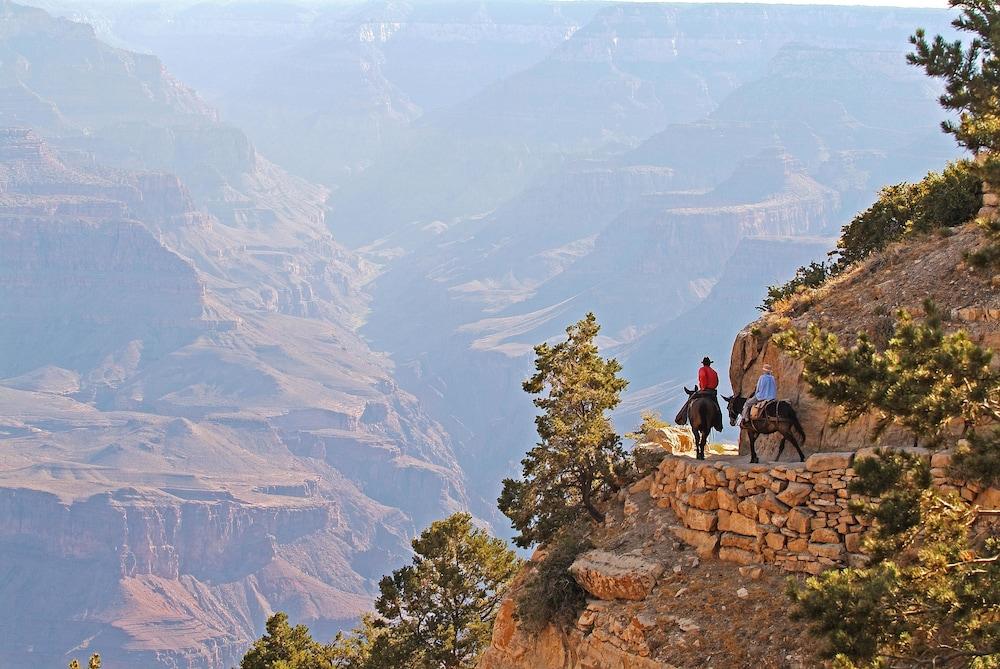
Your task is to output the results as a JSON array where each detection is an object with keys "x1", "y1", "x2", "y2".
[{"x1": 749, "y1": 400, "x2": 785, "y2": 421}]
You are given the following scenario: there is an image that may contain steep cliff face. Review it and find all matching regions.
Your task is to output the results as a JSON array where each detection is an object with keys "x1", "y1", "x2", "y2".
[{"x1": 729, "y1": 223, "x2": 1000, "y2": 455}]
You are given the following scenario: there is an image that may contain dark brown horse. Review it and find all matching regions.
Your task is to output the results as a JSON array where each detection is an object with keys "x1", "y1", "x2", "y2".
[
  {"x1": 683, "y1": 387, "x2": 722, "y2": 460},
  {"x1": 722, "y1": 395, "x2": 807, "y2": 464}
]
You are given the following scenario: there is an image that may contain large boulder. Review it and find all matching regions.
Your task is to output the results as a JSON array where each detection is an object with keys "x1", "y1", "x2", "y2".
[
  {"x1": 646, "y1": 426, "x2": 695, "y2": 454},
  {"x1": 569, "y1": 550, "x2": 665, "y2": 601}
]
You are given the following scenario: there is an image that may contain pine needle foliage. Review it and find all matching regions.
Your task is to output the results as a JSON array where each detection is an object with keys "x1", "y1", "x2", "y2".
[
  {"x1": 909, "y1": 0, "x2": 1000, "y2": 161},
  {"x1": 910, "y1": 0, "x2": 1000, "y2": 266},
  {"x1": 240, "y1": 514, "x2": 519, "y2": 669},
  {"x1": 374, "y1": 513, "x2": 522, "y2": 669},
  {"x1": 780, "y1": 301, "x2": 1000, "y2": 667},
  {"x1": 789, "y1": 450, "x2": 1000, "y2": 668},
  {"x1": 773, "y1": 300, "x2": 1000, "y2": 446},
  {"x1": 499, "y1": 313, "x2": 629, "y2": 548}
]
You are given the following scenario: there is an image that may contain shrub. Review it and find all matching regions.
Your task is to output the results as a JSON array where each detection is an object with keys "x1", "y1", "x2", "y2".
[
  {"x1": 761, "y1": 162, "x2": 981, "y2": 312},
  {"x1": 515, "y1": 527, "x2": 593, "y2": 633},
  {"x1": 759, "y1": 261, "x2": 832, "y2": 312},
  {"x1": 834, "y1": 161, "x2": 981, "y2": 269}
]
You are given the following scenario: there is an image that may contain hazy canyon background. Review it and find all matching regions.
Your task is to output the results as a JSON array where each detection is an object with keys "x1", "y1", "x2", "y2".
[{"x1": 0, "y1": 0, "x2": 961, "y2": 666}]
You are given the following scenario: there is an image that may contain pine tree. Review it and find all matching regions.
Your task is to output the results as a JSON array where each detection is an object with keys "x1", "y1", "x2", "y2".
[
  {"x1": 778, "y1": 305, "x2": 1000, "y2": 666},
  {"x1": 909, "y1": 0, "x2": 1000, "y2": 160},
  {"x1": 498, "y1": 313, "x2": 629, "y2": 547},
  {"x1": 374, "y1": 513, "x2": 521, "y2": 669},
  {"x1": 240, "y1": 612, "x2": 332, "y2": 669},
  {"x1": 789, "y1": 450, "x2": 1000, "y2": 667},
  {"x1": 774, "y1": 300, "x2": 999, "y2": 445}
]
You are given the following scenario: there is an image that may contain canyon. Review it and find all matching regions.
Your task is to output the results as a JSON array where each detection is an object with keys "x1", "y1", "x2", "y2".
[{"x1": 0, "y1": 0, "x2": 985, "y2": 666}]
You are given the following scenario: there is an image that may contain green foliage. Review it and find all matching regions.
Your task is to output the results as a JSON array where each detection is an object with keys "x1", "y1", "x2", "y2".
[
  {"x1": 241, "y1": 514, "x2": 518, "y2": 669},
  {"x1": 499, "y1": 313, "x2": 629, "y2": 547},
  {"x1": 848, "y1": 451, "x2": 932, "y2": 561},
  {"x1": 68, "y1": 655, "x2": 101, "y2": 669},
  {"x1": 790, "y1": 451, "x2": 1000, "y2": 668},
  {"x1": 835, "y1": 162, "x2": 982, "y2": 268},
  {"x1": 240, "y1": 613, "x2": 334, "y2": 669},
  {"x1": 328, "y1": 614, "x2": 406, "y2": 669},
  {"x1": 774, "y1": 300, "x2": 1000, "y2": 445},
  {"x1": 515, "y1": 527, "x2": 593, "y2": 633},
  {"x1": 625, "y1": 411, "x2": 669, "y2": 442},
  {"x1": 373, "y1": 512, "x2": 521, "y2": 669},
  {"x1": 760, "y1": 261, "x2": 832, "y2": 312},
  {"x1": 967, "y1": 215, "x2": 1000, "y2": 268},
  {"x1": 909, "y1": 0, "x2": 1000, "y2": 159},
  {"x1": 952, "y1": 429, "x2": 1000, "y2": 489},
  {"x1": 761, "y1": 162, "x2": 980, "y2": 311}
]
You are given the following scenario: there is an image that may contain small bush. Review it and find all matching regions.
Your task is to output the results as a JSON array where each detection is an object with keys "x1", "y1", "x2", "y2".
[
  {"x1": 761, "y1": 161, "x2": 981, "y2": 312},
  {"x1": 967, "y1": 215, "x2": 1000, "y2": 267},
  {"x1": 760, "y1": 261, "x2": 832, "y2": 312},
  {"x1": 625, "y1": 411, "x2": 669, "y2": 442},
  {"x1": 515, "y1": 527, "x2": 593, "y2": 633}
]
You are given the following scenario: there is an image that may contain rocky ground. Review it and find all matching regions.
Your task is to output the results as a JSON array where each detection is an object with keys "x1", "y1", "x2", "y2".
[
  {"x1": 595, "y1": 480, "x2": 821, "y2": 668},
  {"x1": 479, "y1": 463, "x2": 825, "y2": 669}
]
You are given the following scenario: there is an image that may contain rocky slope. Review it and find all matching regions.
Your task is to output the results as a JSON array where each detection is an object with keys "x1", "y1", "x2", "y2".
[
  {"x1": 476, "y1": 474, "x2": 821, "y2": 669},
  {"x1": 729, "y1": 223, "x2": 1000, "y2": 456}
]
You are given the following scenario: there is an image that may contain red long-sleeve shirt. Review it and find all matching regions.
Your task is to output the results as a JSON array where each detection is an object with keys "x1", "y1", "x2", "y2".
[{"x1": 698, "y1": 366, "x2": 719, "y2": 390}]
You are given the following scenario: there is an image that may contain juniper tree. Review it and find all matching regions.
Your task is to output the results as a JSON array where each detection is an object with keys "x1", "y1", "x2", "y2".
[{"x1": 498, "y1": 312, "x2": 629, "y2": 547}]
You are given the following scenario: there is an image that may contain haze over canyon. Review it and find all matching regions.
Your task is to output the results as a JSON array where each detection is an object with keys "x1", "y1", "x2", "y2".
[{"x1": 0, "y1": 0, "x2": 963, "y2": 666}]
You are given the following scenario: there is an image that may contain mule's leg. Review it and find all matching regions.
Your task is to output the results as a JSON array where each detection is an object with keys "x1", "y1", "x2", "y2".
[
  {"x1": 697, "y1": 430, "x2": 706, "y2": 460},
  {"x1": 776, "y1": 437, "x2": 786, "y2": 462},
  {"x1": 790, "y1": 428, "x2": 806, "y2": 462},
  {"x1": 748, "y1": 432, "x2": 759, "y2": 464}
]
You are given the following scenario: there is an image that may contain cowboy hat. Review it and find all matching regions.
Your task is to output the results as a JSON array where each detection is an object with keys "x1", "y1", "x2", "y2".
[
  {"x1": 702, "y1": 356, "x2": 713, "y2": 365},
  {"x1": 762, "y1": 363, "x2": 773, "y2": 373}
]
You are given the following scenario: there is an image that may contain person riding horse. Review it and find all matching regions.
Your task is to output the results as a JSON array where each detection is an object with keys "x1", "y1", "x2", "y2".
[
  {"x1": 676, "y1": 356, "x2": 725, "y2": 459},
  {"x1": 676, "y1": 357, "x2": 724, "y2": 431},
  {"x1": 723, "y1": 363, "x2": 807, "y2": 463},
  {"x1": 741, "y1": 363, "x2": 777, "y2": 424}
]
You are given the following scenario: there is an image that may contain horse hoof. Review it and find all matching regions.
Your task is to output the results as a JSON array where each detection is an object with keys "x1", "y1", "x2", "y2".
[{"x1": 750, "y1": 458, "x2": 758, "y2": 464}]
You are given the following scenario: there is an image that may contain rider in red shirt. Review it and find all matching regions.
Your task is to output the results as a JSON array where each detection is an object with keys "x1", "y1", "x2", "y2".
[
  {"x1": 698, "y1": 359, "x2": 719, "y2": 391},
  {"x1": 675, "y1": 357, "x2": 724, "y2": 431}
]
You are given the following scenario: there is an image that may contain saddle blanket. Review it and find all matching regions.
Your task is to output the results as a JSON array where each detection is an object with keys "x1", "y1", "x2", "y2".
[{"x1": 749, "y1": 400, "x2": 785, "y2": 421}]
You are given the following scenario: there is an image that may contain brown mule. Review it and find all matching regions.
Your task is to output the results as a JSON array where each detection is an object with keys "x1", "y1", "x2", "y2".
[{"x1": 721, "y1": 395, "x2": 806, "y2": 464}]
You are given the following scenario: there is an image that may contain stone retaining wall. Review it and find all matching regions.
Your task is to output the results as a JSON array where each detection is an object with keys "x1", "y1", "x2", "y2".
[{"x1": 647, "y1": 449, "x2": 997, "y2": 574}]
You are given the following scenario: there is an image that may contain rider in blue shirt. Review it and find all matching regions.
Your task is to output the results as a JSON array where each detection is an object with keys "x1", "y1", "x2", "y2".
[{"x1": 742, "y1": 363, "x2": 777, "y2": 423}]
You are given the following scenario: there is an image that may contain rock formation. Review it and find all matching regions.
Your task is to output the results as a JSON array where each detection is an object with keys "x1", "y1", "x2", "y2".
[{"x1": 729, "y1": 223, "x2": 1000, "y2": 455}]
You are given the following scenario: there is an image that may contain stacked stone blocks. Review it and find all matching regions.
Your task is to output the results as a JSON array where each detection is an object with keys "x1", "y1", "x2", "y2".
[{"x1": 650, "y1": 449, "x2": 997, "y2": 575}]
